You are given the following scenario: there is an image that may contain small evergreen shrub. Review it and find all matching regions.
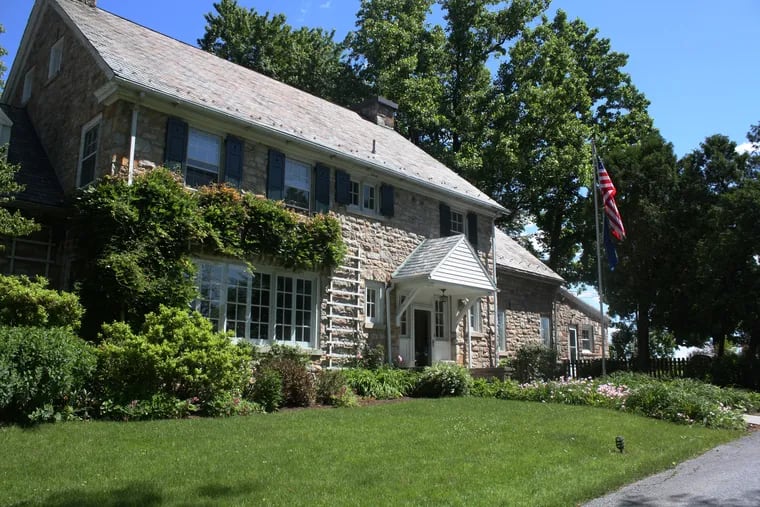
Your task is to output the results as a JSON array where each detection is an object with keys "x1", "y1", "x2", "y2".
[
  {"x1": 413, "y1": 363, "x2": 473, "y2": 398},
  {"x1": 315, "y1": 369, "x2": 358, "y2": 407},
  {"x1": 511, "y1": 344, "x2": 561, "y2": 383},
  {"x1": 247, "y1": 368, "x2": 283, "y2": 412},
  {"x1": 0, "y1": 274, "x2": 83, "y2": 330},
  {"x1": 94, "y1": 306, "x2": 250, "y2": 411},
  {"x1": 0, "y1": 326, "x2": 96, "y2": 422}
]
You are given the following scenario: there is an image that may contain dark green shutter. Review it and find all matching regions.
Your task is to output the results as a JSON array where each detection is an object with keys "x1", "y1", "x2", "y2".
[
  {"x1": 439, "y1": 203, "x2": 451, "y2": 237},
  {"x1": 314, "y1": 163, "x2": 330, "y2": 213},
  {"x1": 267, "y1": 149, "x2": 285, "y2": 200},
  {"x1": 380, "y1": 184, "x2": 394, "y2": 217},
  {"x1": 164, "y1": 117, "x2": 187, "y2": 171},
  {"x1": 467, "y1": 212, "x2": 478, "y2": 248},
  {"x1": 335, "y1": 169, "x2": 351, "y2": 205},
  {"x1": 224, "y1": 135, "x2": 243, "y2": 187}
]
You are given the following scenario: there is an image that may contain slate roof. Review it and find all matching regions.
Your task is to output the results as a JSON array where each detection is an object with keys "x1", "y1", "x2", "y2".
[
  {"x1": 0, "y1": 104, "x2": 65, "y2": 208},
  {"x1": 393, "y1": 235, "x2": 496, "y2": 292},
  {"x1": 557, "y1": 286, "x2": 608, "y2": 323},
  {"x1": 49, "y1": 0, "x2": 504, "y2": 214},
  {"x1": 494, "y1": 228, "x2": 563, "y2": 284}
]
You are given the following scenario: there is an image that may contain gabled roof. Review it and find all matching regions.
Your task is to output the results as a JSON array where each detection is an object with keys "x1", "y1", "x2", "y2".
[
  {"x1": 557, "y1": 287, "x2": 609, "y2": 324},
  {"x1": 393, "y1": 235, "x2": 496, "y2": 293},
  {"x1": 26, "y1": 0, "x2": 505, "y2": 215},
  {"x1": 494, "y1": 228, "x2": 563, "y2": 284},
  {"x1": 0, "y1": 104, "x2": 65, "y2": 208}
]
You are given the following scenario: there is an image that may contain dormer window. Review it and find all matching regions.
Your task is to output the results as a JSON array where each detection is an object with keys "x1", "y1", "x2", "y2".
[{"x1": 48, "y1": 38, "x2": 63, "y2": 79}]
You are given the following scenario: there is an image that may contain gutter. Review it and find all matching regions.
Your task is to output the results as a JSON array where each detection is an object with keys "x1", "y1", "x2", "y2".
[{"x1": 385, "y1": 282, "x2": 394, "y2": 365}]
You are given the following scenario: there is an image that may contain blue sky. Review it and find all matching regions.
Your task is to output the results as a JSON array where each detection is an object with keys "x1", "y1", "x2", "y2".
[{"x1": 2, "y1": 0, "x2": 759, "y2": 158}]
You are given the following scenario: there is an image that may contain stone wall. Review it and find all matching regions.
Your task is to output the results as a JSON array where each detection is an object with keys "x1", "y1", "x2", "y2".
[
  {"x1": 498, "y1": 271, "x2": 559, "y2": 357},
  {"x1": 8, "y1": 6, "x2": 110, "y2": 195},
  {"x1": 554, "y1": 294, "x2": 606, "y2": 360}
]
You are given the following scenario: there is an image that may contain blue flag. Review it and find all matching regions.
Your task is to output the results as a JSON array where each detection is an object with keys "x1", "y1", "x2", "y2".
[{"x1": 604, "y1": 217, "x2": 618, "y2": 271}]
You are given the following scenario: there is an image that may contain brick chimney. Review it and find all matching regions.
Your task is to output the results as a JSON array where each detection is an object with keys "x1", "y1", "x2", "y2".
[
  {"x1": 78, "y1": 0, "x2": 97, "y2": 6},
  {"x1": 353, "y1": 96, "x2": 398, "y2": 130}
]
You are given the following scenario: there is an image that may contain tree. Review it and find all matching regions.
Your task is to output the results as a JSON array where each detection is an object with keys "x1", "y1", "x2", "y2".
[
  {"x1": 487, "y1": 10, "x2": 652, "y2": 280},
  {"x1": 1, "y1": 24, "x2": 7, "y2": 90},
  {"x1": 198, "y1": 0, "x2": 364, "y2": 106},
  {"x1": 0, "y1": 146, "x2": 39, "y2": 241},
  {"x1": 603, "y1": 133, "x2": 678, "y2": 369},
  {"x1": 610, "y1": 322, "x2": 676, "y2": 360}
]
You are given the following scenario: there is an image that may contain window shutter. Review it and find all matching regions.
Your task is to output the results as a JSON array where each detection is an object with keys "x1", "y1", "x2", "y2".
[
  {"x1": 314, "y1": 163, "x2": 330, "y2": 213},
  {"x1": 467, "y1": 212, "x2": 478, "y2": 248},
  {"x1": 380, "y1": 184, "x2": 394, "y2": 217},
  {"x1": 439, "y1": 203, "x2": 451, "y2": 237},
  {"x1": 224, "y1": 135, "x2": 243, "y2": 187},
  {"x1": 164, "y1": 117, "x2": 188, "y2": 171},
  {"x1": 335, "y1": 169, "x2": 351, "y2": 205},
  {"x1": 267, "y1": 149, "x2": 285, "y2": 200}
]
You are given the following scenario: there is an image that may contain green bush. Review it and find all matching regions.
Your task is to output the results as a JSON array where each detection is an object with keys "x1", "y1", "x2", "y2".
[
  {"x1": 511, "y1": 344, "x2": 561, "y2": 383},
  {"x1": 413, "y1": 363, "x2": 472, "y2": 398},
  {"x1": 94, "y1": 306, "x2": 250, "y2": 411},
  {"x1": 0, "y1": 326, "x2": 96, "y2": 422},
  {"x1": 99, "y1": 394, "x2": 199, "y2": 421},
  {"x1": 247, "y1": 368, "x2": 283, "y2": 412},
  {"x1": 205, "y1": 392, "x2": 263, "y2": 417},
  {"x1": 264, "y1": 358, "x2": 315, "y2": 408},
  {"x1": 344, "y1": 367, "x2": 416, "y2": 399},
  {"x1": 0, "y1": 275, "x2": 83, "y2": 330},
  {"x1": 315, "y1": 369, "x2": 359, "y2": 407}
]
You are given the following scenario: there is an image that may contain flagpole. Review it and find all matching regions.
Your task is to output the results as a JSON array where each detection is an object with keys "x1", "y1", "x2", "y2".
[{"x1": 591, "y1": 140, "x2": 607, "y2": 376}]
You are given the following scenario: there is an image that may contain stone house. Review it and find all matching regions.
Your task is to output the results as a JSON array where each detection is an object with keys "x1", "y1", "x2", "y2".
[
  {"x1": 494, "y1": 229, "x2": 607, "y2": 361},
  {"x1": 1, "y1": 0, "x2": 507, "y2": 368}
]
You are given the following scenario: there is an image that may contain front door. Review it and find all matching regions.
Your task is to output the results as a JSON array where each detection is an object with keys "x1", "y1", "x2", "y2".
[
  {"x1": 568, "y1": 327, "x2": 579, "y2": 361},
  {"x1": 414, "y1": 309, "x2": 431, "y2": 367}
]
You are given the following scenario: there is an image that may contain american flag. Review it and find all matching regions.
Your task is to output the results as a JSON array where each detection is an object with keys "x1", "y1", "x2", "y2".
[{"x1": 598, "y1": 158, "x2": 626, "y2": 241}]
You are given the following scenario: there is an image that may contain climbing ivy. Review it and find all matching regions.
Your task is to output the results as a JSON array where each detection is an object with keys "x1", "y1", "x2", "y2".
[{"x1": 74, "y1": 169, "x2": 345, "y2": 339}]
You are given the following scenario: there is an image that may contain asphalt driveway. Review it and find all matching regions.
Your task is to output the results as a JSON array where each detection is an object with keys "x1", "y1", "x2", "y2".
[{"x1": 584, "y1": 427, "x2": 760, "y2": 506}]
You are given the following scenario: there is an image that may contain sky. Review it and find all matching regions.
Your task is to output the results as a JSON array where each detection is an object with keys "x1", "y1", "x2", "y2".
[{"x1": 2, "y1": 0, "x2": 759, "y2": 157}]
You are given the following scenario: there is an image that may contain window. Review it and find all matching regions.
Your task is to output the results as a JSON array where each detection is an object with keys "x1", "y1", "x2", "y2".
[
  {"x1": 78, "y1": 116, "x2": 101, "y2": 187},
  {"x1": 284, "y1": 158, "x2": 311, "y2": 210},
  {"x1": 399, "y1": 295, "x2": 408, "y2": 336},
  {"x1": 450, "y1": 210, "x2": 465, "y2": 234},
  {"x1": 348, "y1": 178, "x2": 378, "y2": 213},
  {"x1": 365, "y1": 281, "x2": 384, "y2": 325},
  {"x1": 581, "y1": 325, "x2": 594, "y2": 353},
  {"x1": 22, "y1": 68, "x2": 34, "y2": 103},
  {"x1": 469, "y1": 299, "x2": 482, "y2": 333},
  {"x1": 497, "y1": 310, "x2": 506, "y2": 350},
  {"x1": 434, "y1": 298, "x2": 447, "y2": 340},
  {"x1": 568, "y1": 326, "x2": 579, "y2": 361},
  {"x1": 540, "y1": 316, "x2": 551, "y2": 347},
  {"x1": 48, "y1": 38, "x2": 63, "y2": 79},
  {"x1": 186, "y1": 128, "x2": 221, "y2": 187},
  {"x1": 1, "y1": 225, "x2": 60, "y2": 282},
  {"x1": 194, "y1": 260, "x2": 316, "y2": 346}
]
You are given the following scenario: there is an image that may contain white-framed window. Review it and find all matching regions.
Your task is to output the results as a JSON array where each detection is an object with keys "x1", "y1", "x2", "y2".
[
  {"x1": 1, "y1": 225, "x2": 60, "y2": 281},
  {"x1": 468, "y1": 298, "x2": 482, "y2": 333},
  {"x1": 284, "y1": 158, "x2": 311, "y2": 210},
  {"x1": 365, "y1": 280, "x2": 385, "y2": 325},
  {"x1": 434, "y1": 298, "x2": 447, "y2": 340},
  {"x1": 450, "y1": 210, "x2": 465, "y2": 234},
  {"x1": 48, "y1": 38, "x2": 64, "y2": 79},
  {"x1": 194, "y1": 259, "x2": 317, "y2": 347},
  {"x1": 77, "y1": 115, "x2": 101, "y2": 187},
  {"x1": 22, "y1": 68, "x2": 34, "y2": 103},
  {"x1": 497, "y1": 309, "x2": 506, "y2": 350},
  {"x1": 399, "y1": 295, "x2": 408, "y2": 336},
  {"x1": 186, "y1": 128, "x2": 221, "y2": 187},
  {"x1": 581, "y1": 325, "x2": 594, "y2": 353},
  {"x1": 349, "y1": 178, "x2": 379, "y2": 214},
  {"x1": 568, "y1": 326, "x2": 579, "y2": 361},
  {"x1": 540, "y1": 315, "x2": 552, "y2": 347}
]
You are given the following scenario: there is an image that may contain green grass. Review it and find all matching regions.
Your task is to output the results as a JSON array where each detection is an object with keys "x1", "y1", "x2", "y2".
[{"x1": 0, "y1": 398, "x2": 742, "y2": 506}]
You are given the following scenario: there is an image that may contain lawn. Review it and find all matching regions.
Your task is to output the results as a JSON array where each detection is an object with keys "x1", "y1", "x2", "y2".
[{"x1": 0, "y1": 398, "x2": 742, "y2": 506}]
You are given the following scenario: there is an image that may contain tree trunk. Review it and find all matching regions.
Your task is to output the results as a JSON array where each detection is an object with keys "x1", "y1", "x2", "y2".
[{"x1": 636, "y1": 302, "x2": 650, "y2": 372}]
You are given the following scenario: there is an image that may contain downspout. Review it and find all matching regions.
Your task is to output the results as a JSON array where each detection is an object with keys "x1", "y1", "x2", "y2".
[
  {"x1": 491, "y1": 219, "x2": 499, "y2": 367},
  {"x1": 467, "y1": 307, "x2": 473, "y2": 368},
  {"x1": 127, "y1": 104, "x2": 139, "y2": 185},
  {"x1": 385, "y1": 282, "x2": 394, "y2": 365}
]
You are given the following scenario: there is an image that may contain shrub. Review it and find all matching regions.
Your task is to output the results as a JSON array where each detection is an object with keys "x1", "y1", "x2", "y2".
[
  {"x1": 347, "y1": 343, "x2": 385, "y2": 370},
  {"x1": 413, "y1": 363, "x2": 472, "y2": 398},
  {"x1": 99, "y1": 394, "x2": 200, "y2": 421},
  {"x1": 94, "y1": 306, "x2": 250, "y2": 411},
  {"x1": 0, "y1": 326, "x2": 96, "y2": 422},
  {"x1": 246, "y1": 368, "x2": 283, "y2": 412},
  {"x1": 315, "y1": 369, "x2": 359, "y2": 407},
  {"x1": 0, "y1": 274, "x2": 83, "y2": 330},
  {"x1": 344, "y1": 367, "x2": 416, "y2": 399},
  {"x1": 205, "y1": 392, "x2": 263, "y2": 417},
  {"x1": 511, "y1": 344, "x2": 561, "y2": 383},
  {"x1": 264, "y1": 358, "x2": 315, "y2": 408}
]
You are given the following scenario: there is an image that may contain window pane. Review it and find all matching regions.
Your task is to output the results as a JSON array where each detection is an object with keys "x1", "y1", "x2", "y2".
[
  {"x1": 196, "y1": 263, "x2": 223, "y2": 330},
  {"x1": 366, "y1": 287, "x2": 376, "y2": 319},
  {"x1": 275, "y1": 276, "x2": 293, "y2": 341},
  {"x1": 225, "y1": 265, "x2": 249, "y2": 339},
  {"x1": 363, "y1": 184, "x2": 375, "y2": 210},
  {"x1": 284, "y1": 159, "x2": 311, "y2": 209},
  {"x1": 249, "y1": 273, "x2": 271, "y2": 340},
  {"x1": 451, "y1": 211, "x2": 464, "y2": 234},
  {"x1": 187, "y1": 129, "x2": 221, "y2": 172},
  {"x1": 350, "y1": 181, "x2": 359, "y2": 206},
  {"x1": 294, "y1": 279, "x2": 312, "y2": 343}
]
